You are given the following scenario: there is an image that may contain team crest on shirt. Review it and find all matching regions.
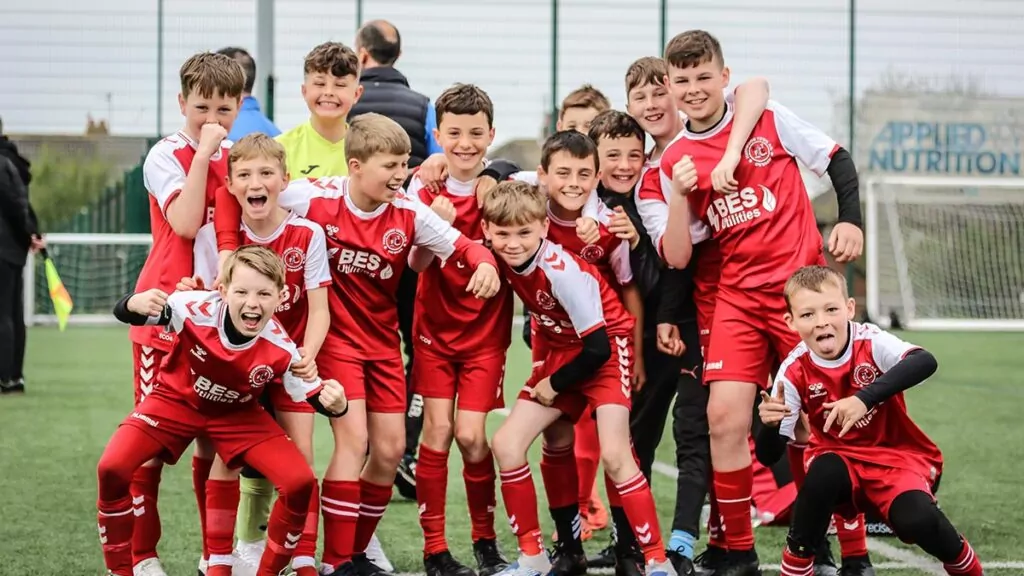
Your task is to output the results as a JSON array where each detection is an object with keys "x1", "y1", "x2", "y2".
[
  {"x1": 580, "y1": 244, "x2": 605, "y2": 263},
  {"x1": 249, "y1": 364, "x2": 275, "y2": 389},
  {"x1": 744, "y1": 136, "x2": 773, "y2": 167},
  {"x1": 382, "y1": 229, "x2": 409, "y2": 255},
  {"x1": 282, "y1": 247, "x2": 306, "y2": 272},
  {"x1": 535, "y1": 290, "x2": 557, "y2": 311},
  {"x1": 852, "y1": 363, "x2": 879, "y2": 387}
]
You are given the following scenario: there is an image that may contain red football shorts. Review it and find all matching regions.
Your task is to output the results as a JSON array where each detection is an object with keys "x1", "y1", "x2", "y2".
[
  {"x1": 703, "y1": 289, "x2": 801, "y2": 388},
  {"x1": 519, "y1": 334, "x2": 634, "y2": 422},
  {"x1": 318, "y1": 349, "x2": 406, "y2": 413},
  {"x1": 123, "y1": 391, "x2": 286, "y2": 468},
  {"x1": 811, "y1": 452, "x2": 937, "y2": 522},
  {"x1": 693, "y1": 286, "x2": 717, "y2": 358},
  {"x1": 413, "y1": 347, "x2": 506, "y2": 412},
  {"x1": 132, "y1": 343, "x2": 169, "y2": 406}
]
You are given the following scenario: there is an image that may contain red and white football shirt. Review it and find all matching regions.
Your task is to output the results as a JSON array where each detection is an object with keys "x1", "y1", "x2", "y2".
[
  {"x1": 151, "y1": 290, "x2": 321, "y2": 414},
  {"x1": 545, "y1": 201, "x2": 632, "y2": 292},
  {"x1": 277, "y1": 176, "x2": 495, "y2": 359},
  {"x1": 499, "y1": 240, "x2": 634, "y2": 350},
  {"x1": 132, "y1": 131, "x2": 230, "y2": 351},
  {"x1": 773, "y1": 322, "x2": 943, "y2": 478},
  {"x1": 408, "y1": 174, "x2": 513, "y2": 359},
  {"x1": 659, "y1": 97, "x2": 837, "y2": 294},
  {"x1": 193, "y1": 213, "x2": 331, "y2": 342}
]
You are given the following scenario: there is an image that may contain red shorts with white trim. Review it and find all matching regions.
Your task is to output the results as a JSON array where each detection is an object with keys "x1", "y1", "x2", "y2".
[
  {"x1": 317, "y1": 349, "x2": 406, "y2": 413},
  {"x1": 413, "y1": 347, "x2": 506, "y2": 412},
  {"x1": 810, "y1": 452, "x2": 938, "y2": 523},
  {"x1": 123, "y1": 391, "x2": 285, "y2": 468},
  {"x1": 703, "y1": 290, "x2": 802, "y2": 388},
  {"x1": 266, "y1": 381, "x2": 315, "y2": 413},
  {"x1": 519, "y1": 334, "x2": 634, "y2": 422},
  {"x1": 132, "y1": 343, "x2": 168, "y2": 406},
  {"x1": 693, "y1": 288, "x2": 717, "y2": 359}
]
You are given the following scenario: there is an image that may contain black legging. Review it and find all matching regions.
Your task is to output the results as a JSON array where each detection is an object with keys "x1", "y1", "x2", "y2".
[
  {"x1": 0, "y1": 261, "x2": 24, "y2": 382},
  {"x1": 398, "y1": 267, "x2": 424, "y2": 458}
]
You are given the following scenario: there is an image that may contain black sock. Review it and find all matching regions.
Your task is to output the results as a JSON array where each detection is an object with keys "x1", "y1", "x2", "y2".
[{"x1": 551, "y1": 505, "x2": 584, "y2": 555}]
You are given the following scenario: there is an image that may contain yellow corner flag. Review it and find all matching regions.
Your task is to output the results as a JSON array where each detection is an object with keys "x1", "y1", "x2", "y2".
[{"x1": 41, "y1": 248, "x2": 74, "y2": 331}]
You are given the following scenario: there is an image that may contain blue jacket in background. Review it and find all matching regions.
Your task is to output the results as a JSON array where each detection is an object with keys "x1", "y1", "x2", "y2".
[{"x1": 228, "y1": 96, "x2": 281, "y2": 141}]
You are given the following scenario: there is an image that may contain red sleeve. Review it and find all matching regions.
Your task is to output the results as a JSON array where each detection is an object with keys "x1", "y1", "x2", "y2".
[
  {"x1": 455, "y1": 236, "x2": 497, "y2": 269},
  {"x1": 214, "y1": 186, "x2": 241, "y2": 251}
]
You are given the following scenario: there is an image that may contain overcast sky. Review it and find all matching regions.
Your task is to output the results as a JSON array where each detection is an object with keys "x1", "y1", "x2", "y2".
[{"x1": 2, "y1": 0, "x2": 1022, "y2": 148}]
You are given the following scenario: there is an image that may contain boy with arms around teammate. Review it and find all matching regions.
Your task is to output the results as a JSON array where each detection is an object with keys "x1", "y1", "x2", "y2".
[
  {"x1": 192, "y1": 134, "x2": 331, "y2": 576},
  {"x1": 405, "y1": 83, "x2": 513, "y2": 576},
  {"x1": 215, "y1": 113, "x2": 501, "y2": 576},
  {"x1": 132, "y1": 51, "x2": 245, "y2": 576},
  {"x1": 759, "y1": 266, "x2": 983, "y2": 576},
  {"x1": 100, "y1": 246, "x2": 348, "y2": 576},
  {"x1": 659, "y1": 30, "x2": 863, "y2": 575},
  {"x1": 482, "y1": 181, "x2": 675, "y2": 576}
]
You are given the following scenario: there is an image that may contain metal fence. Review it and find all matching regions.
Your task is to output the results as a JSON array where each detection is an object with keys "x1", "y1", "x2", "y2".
[{"x1": 4, "y1": 0, "x2": 1023, "y2": 160}]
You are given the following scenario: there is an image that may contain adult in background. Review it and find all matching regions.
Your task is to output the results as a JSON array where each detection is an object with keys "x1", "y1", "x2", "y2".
[
  {"x1": 349, "y1": 19, "x2": 443, "y2": 500},
  {"x1": 217, "y1": 47, "x2": 281, "y2": 141},
  {"x1": 0, "y1": 117, "x2": 43, "y2": 394}
]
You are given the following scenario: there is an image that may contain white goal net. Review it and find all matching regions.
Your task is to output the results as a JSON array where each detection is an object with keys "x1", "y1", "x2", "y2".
[
  {"x1": 25, "y1": 233, "x2": 152, "y2": 326},
  {"x1": 866, "y1": 177, "x2": 1024, "y2": 331}
]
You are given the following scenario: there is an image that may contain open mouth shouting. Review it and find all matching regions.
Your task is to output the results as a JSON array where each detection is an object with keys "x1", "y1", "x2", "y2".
[
  {"x1": 246, "y1": 194, "x2": 268, "y2": 209},
  {"x1": 239, "y1": 310, "x2": 262, "y2": 331}
]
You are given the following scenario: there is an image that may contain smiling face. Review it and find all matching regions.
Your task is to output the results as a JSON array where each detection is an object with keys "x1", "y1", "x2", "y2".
[
  {"x1": 595, "y1": 135, "x2": 645, "y2": 194},
  {"x1": 227, "y1": 155, "x2": 288, "y2": 221},
  {"x1": 626, "y1": 81, "x2": 678, "y2": 141},
  {"x1": 539, "y1": 150, "x2": 600, "y2": 215},
  {"x1": 436, "y1": 111, "x2": 494, "y2": 180},
  {"x1": 349, "y1": 152, "x2": 409, "y2": 204},
  {"x1": 220, "y1": 262, "x2": 285, "y2": 337},
  {"x1": 301, "y1": 72, "x2": 363, "y2": 121},
  {"x1": 785, "y1": 280, "x2": 856, "y2": 360},
  {"x1": 666, "y1": 59, "x2": 729, "y2": 129},
  {"x1": 483, "y1": 218, "x2": 548, "y2": 268}
]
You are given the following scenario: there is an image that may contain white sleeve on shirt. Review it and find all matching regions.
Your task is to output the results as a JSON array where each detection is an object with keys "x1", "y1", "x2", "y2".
[
  {"x1": 772, "y1": 373, "x2": 804, "y2": 442},
  {"x1": 658, "y1": 167, "x2": 711, "y2": 244},
  {"x1": 404, "y1": 197, "x2": 464, "y2": 262},
  {"x1": 545, "y1": 249, "x2": 606, "y2": 337},
  {"x1": 280, "y1": 177, "x2": 347, "y2": 216},
  {"x1": 143, "y1": 142, "x2": 187, "y2": 217},
  {"x1": 609, "y1": 239, "x2": 633, "y2": 285},
  {"x1": 866, "y1": 324, "x2": 922, "y2": 373},
  {"x1": 192, "y1": 223, "x2": 220, "y2": 288},
  {"x1": 303, "y1": 224, "x2": 331, "y2": 290},
  {"x1": 769, "y1": 100, "x2": 838, "y2": 177}
]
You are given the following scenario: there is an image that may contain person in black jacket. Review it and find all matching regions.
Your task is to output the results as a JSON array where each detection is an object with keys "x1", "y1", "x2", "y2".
[{"x1": 0, "y1": 124, "x2": 42, "y2": 394}]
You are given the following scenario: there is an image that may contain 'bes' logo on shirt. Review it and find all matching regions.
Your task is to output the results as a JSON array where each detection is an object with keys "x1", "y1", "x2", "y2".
[
  {"x1": 705, "y1": 185, "x2": 776, "y2": 232},
  {"x1": 335, "y1": 248, "x2": 394, "y2": 280}
]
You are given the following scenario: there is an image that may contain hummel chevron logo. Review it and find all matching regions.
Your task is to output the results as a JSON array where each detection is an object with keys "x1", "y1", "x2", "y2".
[
  {"x1": 185, "y1": 301, "x2": 213, "y2": 316},
  {"x1": 509, "y1": 515, "x2": 520, "y2": 533},
  {"x1": 635, "y1": 523, "x2": 652, "y2": 544},
  {"x1": 98, "y1": 524, "x2": 107, "y2": 544},
  {"x1": 543, "y1": 251, "x2": 565, "y2": 271},
  {"x1": 285, "y1": 531, "x2": 301, "y2": 549}
]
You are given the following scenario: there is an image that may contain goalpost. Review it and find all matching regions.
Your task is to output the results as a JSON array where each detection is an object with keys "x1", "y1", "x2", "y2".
[
  {"x1": 865, "y1": 176, "x2": 1024, "y2": 331},
  {"x1": 24, "y1": 233, "x2": 152, "y2": 326}
]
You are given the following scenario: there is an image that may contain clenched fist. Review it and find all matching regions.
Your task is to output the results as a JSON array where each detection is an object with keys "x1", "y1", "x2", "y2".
[
  {"x1": 672, "y1": 155, "x2": 698, "y2": 197},
  {"x1": 318, "y1": 379, "x2": 348, "y2": 416},
  {"x1": 430, "y1": 195, "x2": 457, "y2": 224},
  {"x1": 128, "y1": 289, "x2": 168, "y2": 317},
  {"x1": 197, "y1": 123, "x2": 228, "y2": 159},
  {"x1": 466, "y1": 263, "x2": 501, "y2": 299}
]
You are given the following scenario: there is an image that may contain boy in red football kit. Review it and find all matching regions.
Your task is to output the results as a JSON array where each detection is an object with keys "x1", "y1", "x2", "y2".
[
  {"x1": 214, "y1": 113, "x2": 501, "y2": 576},
  {"x1": 100, "y1": 246, "x2": 349, "y2": 576},
  {"x1": 191, "y1": 134, "x2": 331, "y2": 576},
  {"x1": 481, "y1": 181, "x2": 675, "y2": 576},
  {"x1": 403, "y1": 84, "x2": 514, "y2": 576},
  {"x1": 129, "y1": 51, "x2": 245, "y2": 576},
  {"x1": 658, "y1": 31, "x2": 864, "y2": 575},
  {"x1": 758, "y1": 266, "x2": 983, "y2": 576}
]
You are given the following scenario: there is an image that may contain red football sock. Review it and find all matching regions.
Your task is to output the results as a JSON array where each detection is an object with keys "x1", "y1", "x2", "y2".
[
  {"x1": 292, "y1": 482, "x2": 320, "y2": 572},
  {"x1": 417, "y1": 444, "x2": 450, "y2": 555},
  {"x1": 573, "y1": 416, "x2": 601, "y2": 513},
  {"x1": 540, "y1": 443, "x2": 579, "y2": 509},
  {"x1": 944, "y1": 537, "x2": 983, "y2": 576},
  {"x1": 835, "y1": 513, "x2": 869, "y2": 558},
  {"x1": 205, "y1": 479, "x2": 240, "y2": 562},
  {"x1": 353, "y1": 479, "x2": 393, "y2": 555},
  {"x1": 98, "y1": 495, "x2": 135, "y2": 576},
  {"x1": 604, "y1": 473, "x2": 622, "y2": 508},
  {"x1": 258, "y1": 492, "x2": 309, "y2": 576},
  {"x1": 321, "y1": 479, "x2": 360, "y2": 568},
  {"x1": 780, "y1": 546, "x2": 814, "y2": 576},
  {"x1": 787, "y1": 443, "x2": 807, "y2": 488},
  {"x1": 616, "y1": 472, "x2": 666, "y2": 564},
  {"x1": 463, "y1": 450, "x2": 498, "y2": 542},
  {"x1": 499, "y1": 463, "x2": 544, "y2": 556},
  {"x1": 192, "y1": 457, "x2": 214, "y2": 559},
  {"x1": 714, "y1": 465, "x2": 755, "y2": 551},
  {"x1": 130, "y1": 464, "x2": 163, "y2": 563},
  {"x1": 706, "y1": 478, "x2": 726, "y2": 548}
]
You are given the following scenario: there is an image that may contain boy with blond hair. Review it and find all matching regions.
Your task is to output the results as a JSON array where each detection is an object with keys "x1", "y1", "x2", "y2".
[
  {"x1": 215, "y1": 113, "x2": 501, "y2": 576},
  {"x1": 131, "y1": 50, "x2": 244, "y2": 576},
  {"x1": 558, "y1": 84, "x2": 612, "y2": 134}
]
